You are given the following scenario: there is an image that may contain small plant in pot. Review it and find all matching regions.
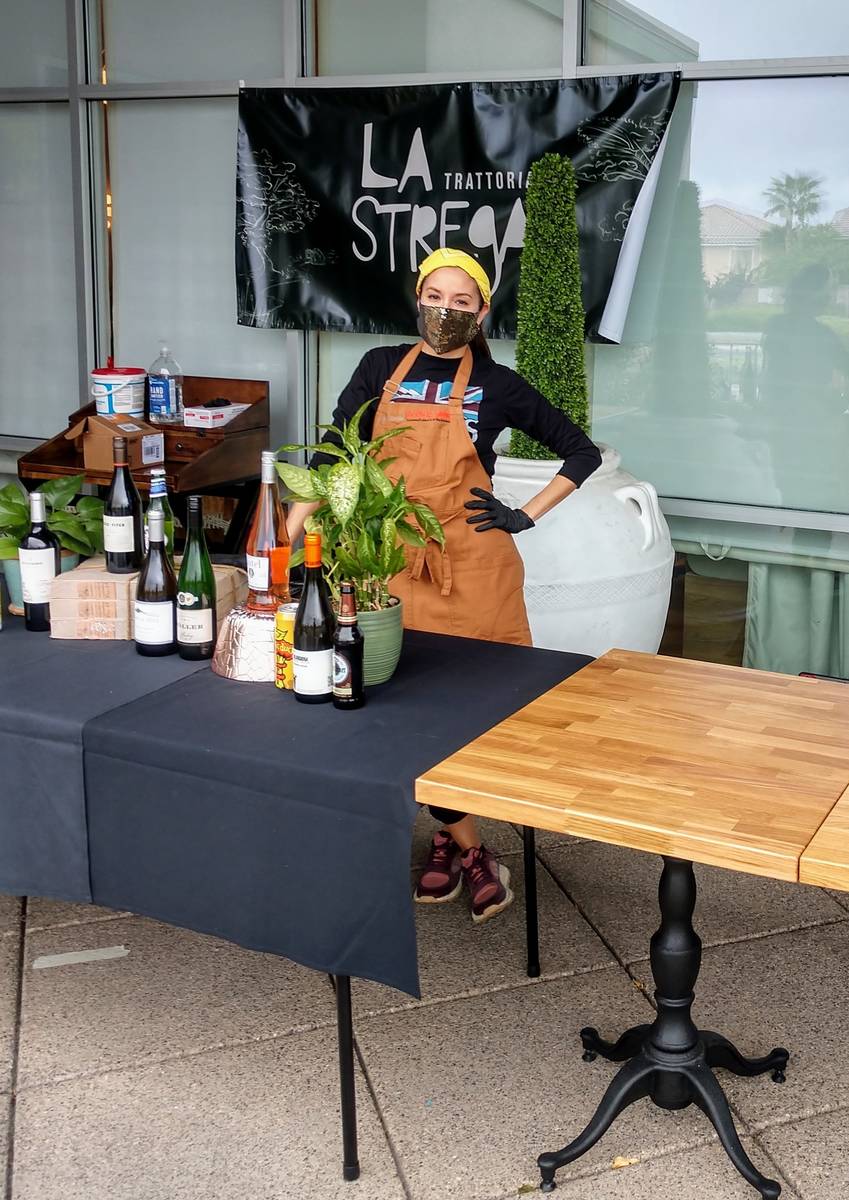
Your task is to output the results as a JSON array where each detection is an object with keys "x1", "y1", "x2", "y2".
[
  {"x1": 277, "y1": 402, "x2": 444, "y2": 685},
  {"x1": 0, "y1": 476, "x2": 105, "y2": 615}
]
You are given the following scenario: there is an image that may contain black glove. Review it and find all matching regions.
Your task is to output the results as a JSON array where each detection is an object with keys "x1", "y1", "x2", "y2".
[{"x1": 464, "y1": 487, "x2": 535, "y2": 534}]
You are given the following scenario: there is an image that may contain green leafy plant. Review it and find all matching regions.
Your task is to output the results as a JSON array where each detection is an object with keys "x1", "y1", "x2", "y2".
[
  {"x1": 277, "y1": 401, "x2": 444, "y2": 612},
  {"x1": 0, "y1": 476, "x2": 105, "y2": 561},
  {"x1": 506, "y1": 152, "x2": 589, "y2": 460}
]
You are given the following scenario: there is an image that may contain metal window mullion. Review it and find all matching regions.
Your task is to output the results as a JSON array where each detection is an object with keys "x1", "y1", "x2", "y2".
[
  {"x1": 576, "y1": 55, "x2": 849, "y2": 81},
  {"x1": 0, "y1": 89, "x2": 69, "y2": 103},
  {"x1": 562, "y1": 0, "x2": 581, "y2": 77},
  {"x1": 659, "y1": 498, "x2": 849, "y2": 535},
  {"x1": 66, "y1": 0, "x2": 96, "y2": 409}
]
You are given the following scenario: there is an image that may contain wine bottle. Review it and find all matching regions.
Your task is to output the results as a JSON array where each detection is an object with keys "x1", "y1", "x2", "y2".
[
  {"x1": 134, "y1": 508, "x2": 176, "y2": 656},
  {"x1": 144, "y1": 468, "x2": 175, "y2": 562},
  {"x1": 19, "y1": 491, "x2": 60, "y2": 633},
  {"x1": 333, "y1": 582, "x2": 365, "y2": 710},
  {"x1": 245, "y1": 450, "x2": 290, "y2": 612},
  {"x1": 104, "y1": 436, "x2": 144, "y2": 573},
  {"x1": 176, "y1": 495, "x2": 217, "y2": 660},
  {"x1": 293, "y1": 532, "x2": 335, "y2": 704}
]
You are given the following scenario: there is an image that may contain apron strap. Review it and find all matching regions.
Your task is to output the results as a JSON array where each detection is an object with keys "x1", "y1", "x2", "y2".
[
  {"x1": 447, "y1": 346, "x2": 474, "y2": 408},
  {"x1": 380, "y1": 342, "x2": 427, "y2": 405}
]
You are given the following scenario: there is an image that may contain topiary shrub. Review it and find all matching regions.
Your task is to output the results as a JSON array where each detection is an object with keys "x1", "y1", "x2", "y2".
[{"x1": 507, "y1": 152, "x2": 589, "y2": 460}]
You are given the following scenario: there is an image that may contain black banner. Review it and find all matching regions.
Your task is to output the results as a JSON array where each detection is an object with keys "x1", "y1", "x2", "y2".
[{"x1": 236, "y1": 74, "x2": 679, "y2": 341}]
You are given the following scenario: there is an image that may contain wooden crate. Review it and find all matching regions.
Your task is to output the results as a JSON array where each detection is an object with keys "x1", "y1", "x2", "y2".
[{"x1": 49, "y1": 556, "x2": 248, "y2": 640}]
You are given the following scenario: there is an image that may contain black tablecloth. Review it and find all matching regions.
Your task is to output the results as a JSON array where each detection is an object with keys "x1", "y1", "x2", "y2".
[
  {"x1": 0, "y1": 620, "x2": 208, "y2": 900},
  {"x1": 84, "y1": 632, "x2": 590, "y2": 996}
]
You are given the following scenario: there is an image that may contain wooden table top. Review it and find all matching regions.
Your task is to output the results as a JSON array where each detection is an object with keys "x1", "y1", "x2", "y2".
[
  {"x1": 416, "y1": 650, "x2": 849, "y2": 882},
  {"x1": 800, "y1": 786, "x2": 849, "y2": 891}
]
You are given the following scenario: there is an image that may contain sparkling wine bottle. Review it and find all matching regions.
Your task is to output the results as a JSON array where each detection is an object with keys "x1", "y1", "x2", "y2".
[
  {"x1": 19, "y1": 491, "x2": 60, "y2": 633},
  {"x1": 144, "y1": 468, "x2": 175, "y2": 562},
  {"x1": 333, "y1": 582, "x2": 365, "y2": 710},
  {"x1": 134, "y1": 508, "x2": 176, "y2": 656},
  {"x1": 104, "y1": 436, "x2": 144, "y2": 573},
  {"x1": 176, "y1": 495, "x2": 217, "y2": 660},
  {"x1": 245, "y1": 450, "x2": 290, "y2": 612},
  {"x1": 293, "y1": 532, "x2": 336, "y2": 704}
]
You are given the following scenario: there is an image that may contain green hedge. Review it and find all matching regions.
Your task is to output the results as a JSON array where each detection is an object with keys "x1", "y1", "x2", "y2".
[{"x1": 507, "y1": 152, "x2": 588, "y2": 459}]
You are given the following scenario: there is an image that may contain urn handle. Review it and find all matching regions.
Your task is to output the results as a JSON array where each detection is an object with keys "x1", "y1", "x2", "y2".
[{"x1": 614, "y1": 482, "x2": 664, "y2": 552}]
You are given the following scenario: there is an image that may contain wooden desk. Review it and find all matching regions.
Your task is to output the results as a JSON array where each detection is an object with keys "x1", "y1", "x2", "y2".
[
  {"x1": 800, "y1": 786, "x2": 849, "y2": 890},
  {"x1": 417, "y1": 651, "x2": 849, "y2": 1200}
]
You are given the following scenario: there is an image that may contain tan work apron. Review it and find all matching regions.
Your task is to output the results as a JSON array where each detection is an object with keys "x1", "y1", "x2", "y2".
[{"x1": 372, "y1": 341, "x2": 531, "y2": 646}]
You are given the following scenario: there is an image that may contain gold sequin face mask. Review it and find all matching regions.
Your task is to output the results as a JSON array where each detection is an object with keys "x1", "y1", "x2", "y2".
[{"x1": 417, "y1": 304, "x2": 480, "y2": 354}]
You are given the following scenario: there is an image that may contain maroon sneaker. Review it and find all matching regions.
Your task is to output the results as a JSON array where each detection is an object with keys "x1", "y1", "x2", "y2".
[
  {"x1": 415, "y1": 830, "x2": 462, "y2": 904},
  {"x1": 461, "y1": 844, "x2": 514, "y2": 923}
]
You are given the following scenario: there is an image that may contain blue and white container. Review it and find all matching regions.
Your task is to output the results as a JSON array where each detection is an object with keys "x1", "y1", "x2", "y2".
[{"x1": 91, "y1": 366, "x2": 146, "y2": 417}]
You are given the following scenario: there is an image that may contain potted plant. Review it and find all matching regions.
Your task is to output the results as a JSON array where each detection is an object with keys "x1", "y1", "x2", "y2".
[
  {"x1": 493, "y1": 152, "x2": 674, "y2": 657},
  {"x1": 277, "y1": 403, "x2": 444, "y2": 684},
  {"x1": 0, "y1": 476, "x2": 105, "y2": 615}
]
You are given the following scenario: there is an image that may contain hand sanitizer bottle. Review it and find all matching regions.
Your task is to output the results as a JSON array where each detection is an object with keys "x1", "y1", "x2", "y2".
[{"x1": 147, "y1": 344, "x2": 184, "y2": 425}]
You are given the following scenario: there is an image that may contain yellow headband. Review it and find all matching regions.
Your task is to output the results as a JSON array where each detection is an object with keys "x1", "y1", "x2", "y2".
[{"x1": 416, "y1": 248, "x2": 492, "y2": 306}]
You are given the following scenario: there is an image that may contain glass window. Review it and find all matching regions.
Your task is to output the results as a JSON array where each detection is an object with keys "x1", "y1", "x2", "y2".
[
  {"x1": 105, "y1": 100, "x2": 291, "y2": 442},
  {"x1": 96, "y1": 0, "x2": 287, "y2": 84},
  {"x1": 316, "y1": 0, "x2": 563, "y2": 76},
  {"x1": 0, "y1": 105, "x2": 78, "y2": 440},
  {"x1": 591, "y1": 77, "x2": 849, "y2": 517},
  {"x1": 0, "y1": 0, "x2": 67, "y2": 87},
  {"x1": 586, "y1": 0, "x2": 849, "y2": 65}
]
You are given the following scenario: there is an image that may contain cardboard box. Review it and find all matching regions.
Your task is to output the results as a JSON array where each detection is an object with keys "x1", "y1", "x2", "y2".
[
  {"x1": 65, "y1": 413, "x2": 164, "y2": 472},
  {"x1": 50, "y1": 556, "x2": 249, "y2": 640},
  {"x1": 182, "y1": 403, "x2": 251, "y2": 429}
]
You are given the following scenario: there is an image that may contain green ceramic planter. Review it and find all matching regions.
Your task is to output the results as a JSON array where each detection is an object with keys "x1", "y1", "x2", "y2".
[
  {"x1": 2, "y1": 552, "x2": 80, "y2": 616},
  {"x1": 357, "y1": 598, "x2": 404, "y2": 686}
]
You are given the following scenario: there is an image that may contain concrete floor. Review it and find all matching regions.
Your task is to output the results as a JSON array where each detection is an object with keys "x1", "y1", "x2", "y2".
[{"x1": 2, "y1": 813, "x2": 848, "y2": 1200}]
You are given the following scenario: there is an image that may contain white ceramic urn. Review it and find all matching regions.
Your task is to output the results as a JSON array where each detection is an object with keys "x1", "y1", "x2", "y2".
[{"x1": 492, "y1": 445, "x2": 674, "y2": 657}]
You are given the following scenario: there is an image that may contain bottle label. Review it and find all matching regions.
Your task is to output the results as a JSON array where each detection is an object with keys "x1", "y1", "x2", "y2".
[
  {"x1": 148, "y1": 376, "x2": 176, "y2": 417},
  {"x1": 246, "y1": 554, "x2": 270, "y2": 591},
  {"x1": 104, "y1": 514, "x2": 135, "y2": 553},
  {"x1": 333, "y1": 650, "x2": 353, "y2": 698},
  {"x1": 177, "y1": 607, "x2": 214, "y2": 645},
  {"x1": 293, "y1": 648, "x2": 333, "y2": 696},
  {"x1": 134, "y1": 599, "x2": 175, "y2": 645},
  {"x1": 19, "y1": 548, "x2": 57, "y2": 604}
]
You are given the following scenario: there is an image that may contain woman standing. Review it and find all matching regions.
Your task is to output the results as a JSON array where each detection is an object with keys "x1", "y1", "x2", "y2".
[{"x1": 287, "y1": 247, "x2": 601, "y2": 922}]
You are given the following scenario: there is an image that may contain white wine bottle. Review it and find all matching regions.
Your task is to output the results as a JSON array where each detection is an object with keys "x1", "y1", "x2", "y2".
[
  {"x1": 134, "y1": 508, "x2": 176, "y2": 656},
  {"x1": 293, "y1": 532, "x2": 335, "y2": 704}
]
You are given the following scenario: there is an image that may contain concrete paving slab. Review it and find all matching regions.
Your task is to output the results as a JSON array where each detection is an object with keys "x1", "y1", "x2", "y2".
[
  {"x1": 18, "y1": 915, "x2": 335, "y2": 1089},
  {"x1": 411, "y1": 809, "x2": 521, "y2": 865},
  {"x1": 1, "y1": 928, "x2": 20, "y2": 1095},
  {"x1": 26, "y1": 898, "x2": 130, "y2": 932},
  {"x1": 691, "y1": 924, "x2": 849, "y2": 1131},
  {"x1": 355, "y1": 971, "x2": 721, "y2": 1200},
  {"x1": 519, "y1": 826, "x2": 585, "y2": 851},
  {"x1": 520, "y1": 1137, "x2": 798, "y2": 1200},
  {"x1": 0, "y1": 893, "x2": 21, "y2": 935},
  {"x1": 541, "y1": 841, "x2": 848, "y2": 965},
  {"x1": 1, "y1": 1094, "x2": 9, "y2": 1185},
  {"x1": 11, "y1": 1028, "x2": 405, "y2": 1200},
  {"x1": 826, "y1": 888, "x2": 849, "y2": 913},
  {"x1": 758, "y1": 1108, "x2": 849, "y2": 1200},
  {"x1": 358, "y1": 853, "x2": 615, "y2": 1015}
]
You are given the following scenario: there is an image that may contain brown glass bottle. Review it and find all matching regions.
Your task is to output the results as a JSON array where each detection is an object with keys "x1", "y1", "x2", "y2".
[{"x1": 332, "y1": 582, "x2": 365, "y2": 710}]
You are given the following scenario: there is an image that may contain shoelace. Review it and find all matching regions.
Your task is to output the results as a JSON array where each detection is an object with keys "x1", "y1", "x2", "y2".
[
  {"x1": 428, "y1": 837, "x2": 456, "y2": 869},
  {"x1": 462, "y1": 849, "x2": 492, "y2": 889}
]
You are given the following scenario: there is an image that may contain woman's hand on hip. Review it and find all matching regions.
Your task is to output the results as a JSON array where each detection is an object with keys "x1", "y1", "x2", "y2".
[{"x1": 464, "y1": 488, "x2": 535, "y2": 534}]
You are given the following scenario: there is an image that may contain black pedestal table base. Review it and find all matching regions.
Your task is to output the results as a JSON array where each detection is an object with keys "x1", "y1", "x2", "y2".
[
  {"x1": 538, "y1": 857, "x2": 789, "y2": 1199},
  {"x1": 334, "y1": 976, "x2": 360, "y2": 1182}
]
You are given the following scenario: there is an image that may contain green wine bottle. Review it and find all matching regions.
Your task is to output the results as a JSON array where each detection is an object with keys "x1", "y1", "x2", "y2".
[{"x1": 176, "y1": 495, "x2": 217, "y2": 660}]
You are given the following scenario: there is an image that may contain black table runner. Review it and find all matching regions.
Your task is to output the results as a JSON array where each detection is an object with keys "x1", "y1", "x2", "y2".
[
  {"x1": 84, "y1": 632, "x2": 590, "y2": 996},
  {"x1": 0, "y1": 620, "x2": 207, "y2": 901}
]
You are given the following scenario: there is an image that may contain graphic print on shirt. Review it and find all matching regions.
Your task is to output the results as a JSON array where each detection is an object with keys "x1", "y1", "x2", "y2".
[{"x1": 392, "y1": 379, "x2": 483, "y2": 442}]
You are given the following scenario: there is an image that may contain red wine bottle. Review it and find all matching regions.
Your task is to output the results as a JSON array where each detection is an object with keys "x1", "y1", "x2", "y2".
[
  {"x1": 104, "y1": 436, "x2": 143, "y2": 573},
  {"x1": 19, "y1": 491, "x2": 60, "y2": 632},
  {"x1": 293, "y1": 532, "x2": 335, "y2": 704}
]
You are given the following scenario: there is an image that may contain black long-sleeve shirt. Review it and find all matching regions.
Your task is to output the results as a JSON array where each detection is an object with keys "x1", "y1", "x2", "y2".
[{"x1": 310, "y1": 344, "x2": 601, "y2": 486}]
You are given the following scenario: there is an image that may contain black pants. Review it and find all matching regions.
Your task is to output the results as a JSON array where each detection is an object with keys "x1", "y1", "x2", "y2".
[{"x1": 427, "y1": 804, "x2": 467, "y2": 826}]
